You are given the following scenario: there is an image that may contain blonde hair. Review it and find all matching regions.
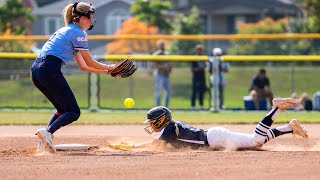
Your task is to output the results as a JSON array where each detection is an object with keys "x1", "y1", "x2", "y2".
[{"x1": 62, "y1": 2, "x2": 93, "y2": 26}]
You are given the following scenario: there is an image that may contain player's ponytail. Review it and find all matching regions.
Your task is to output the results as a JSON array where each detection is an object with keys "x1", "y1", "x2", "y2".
[
  {"x1": 62, "y1": 2, "x2": 93, "y2": 26},
  {"x1": 62, "y1": 4, "x2": 74, "y2": 26}
]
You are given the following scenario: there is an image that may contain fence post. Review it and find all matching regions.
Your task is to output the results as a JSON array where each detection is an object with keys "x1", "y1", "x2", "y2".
[
  {"x1": 88, "y1": 70, "x2": 99, "y2": 112},
  {"x1": 209, "y1": 48, "x2": 222, "y2": 112}
]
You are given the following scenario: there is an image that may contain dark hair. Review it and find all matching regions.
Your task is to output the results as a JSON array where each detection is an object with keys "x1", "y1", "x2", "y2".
[
  {"x1": 259, "y1": 68, "x2": 266, "y2": 74},
  {"x1": 304, "y1": 99, "x2": 313, "y2": 111}
]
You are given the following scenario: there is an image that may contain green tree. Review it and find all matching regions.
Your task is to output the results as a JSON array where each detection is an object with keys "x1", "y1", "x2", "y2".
[
  {"x1": 0, "y1": 0, "x2": 34, "y2": 34},
  {"x1": 0, "y1": 0, "x2": 35, "y2": 52},
  {"x1": 169, "y1": 6, "x2": 204, "y2": 55},
  {"x1": 131, "y1": 0, "x2": 172, "y2": 33},
  {"x1": 228, "y1": 18, "x2": 291, "y2": 55},
  {"x1": 304, "y1": 0, "x2": 320, "y2": 33},
  {"x1": 0, "y1": 0, "x2": 35, "y2": 79},
  {"x1": 227, "y1": 1, "x2": 320, "y2": 55},
  {"x1": 292, "y1": 0, "x2": 304, "y2": 4},
  {"x1": 288, "y1": 0, "x2": 320, "y2": 55}
]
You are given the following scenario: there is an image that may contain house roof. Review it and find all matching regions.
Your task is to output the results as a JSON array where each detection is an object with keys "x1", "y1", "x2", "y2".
[
  {"x1": 33, "y1": 0, "x2": 133, "y2": 15},
  {"x1": 176, "y1": 0, "x2": 302, "y2": 16}
]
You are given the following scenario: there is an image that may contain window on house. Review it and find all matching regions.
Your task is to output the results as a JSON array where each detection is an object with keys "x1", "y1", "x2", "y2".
[
  {"x1": 227, "y1": 16, "x2": 235, "y2": 34},
  {"x1": 106, "y1": 9, "x2": 130, "y2": 35},
  {"x1": 44, "y1": 17, "x2": 64, "y2": 35}
]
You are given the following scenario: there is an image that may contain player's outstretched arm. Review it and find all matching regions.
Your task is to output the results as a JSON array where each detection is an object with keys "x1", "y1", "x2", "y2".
[
  {"x1": 109, "y1": 140, "x2": 161, "y2": 149},
  {"x1": 78, "y1": 50, "x2": 116, "y2": 70},
  {"x1": 133, "y1": 140, "x2": 155, "y2": 148},
  {"x1": 75, "y1": 53, "x2": 115, "y2": 74}
]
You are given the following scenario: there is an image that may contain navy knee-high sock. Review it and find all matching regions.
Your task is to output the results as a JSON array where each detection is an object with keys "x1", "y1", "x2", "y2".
[
  {"x1": 47, "y1": 112, "x2": 62, "y2": 127},
  {"x1": 47, "y1": 112, "x2": 80, "y2": 134}
]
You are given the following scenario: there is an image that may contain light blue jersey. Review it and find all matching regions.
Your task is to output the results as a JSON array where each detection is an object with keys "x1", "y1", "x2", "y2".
[{"x1": 38, "y1": 24, "x2": 88, "y2": 63}]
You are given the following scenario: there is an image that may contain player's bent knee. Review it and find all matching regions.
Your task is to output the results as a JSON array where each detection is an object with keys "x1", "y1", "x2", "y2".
[{"x1": 70, "y1": 111, "x2": 80, "y2": 122}]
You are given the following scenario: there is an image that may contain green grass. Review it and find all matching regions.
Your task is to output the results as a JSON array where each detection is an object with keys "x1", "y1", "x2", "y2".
[
  {"x1": 0, "y1": 111, "x2": 319, "y2": 125},
  {"x1": 1, "y1": 65, "x2": 319, "y2": 109},
  {"x1": 1, "y1": 74, "x2": 89, "y2": 108}
]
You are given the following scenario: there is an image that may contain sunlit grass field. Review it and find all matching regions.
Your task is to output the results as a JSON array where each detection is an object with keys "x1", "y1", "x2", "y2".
[{"x1": 0, "y1": 111, "x2": 320, "y2": 125}]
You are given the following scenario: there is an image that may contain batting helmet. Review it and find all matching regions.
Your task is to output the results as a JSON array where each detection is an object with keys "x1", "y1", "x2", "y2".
[{"x1": 144, "y1": 106, "x2": 172, "y2": 134}]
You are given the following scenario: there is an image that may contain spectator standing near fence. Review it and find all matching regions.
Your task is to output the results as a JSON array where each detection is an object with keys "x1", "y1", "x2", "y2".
[
  {"x1": 209, "y1": 48, "x2": 230, "y2": 110},
  {"x1": 191, "y1": 44, "x2": 207, "y2": 110},
  {"x1": 152, "y1": 40, "x2": 172, "y2": 107},
  {"x1": 249, "y1": 68, "x2": 274, "y2": 110},
  {"x1": 30, "y1": 2, "x2": 118, "y2": 153}
]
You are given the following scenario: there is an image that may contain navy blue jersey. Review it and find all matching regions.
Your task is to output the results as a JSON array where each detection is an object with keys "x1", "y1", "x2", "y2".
[
  {"x1": 191, "y1": 61, "x2": 206, "y2": 79},
  {"x1": 157, "y1": 121, "x2": 208, "y2": 149}
]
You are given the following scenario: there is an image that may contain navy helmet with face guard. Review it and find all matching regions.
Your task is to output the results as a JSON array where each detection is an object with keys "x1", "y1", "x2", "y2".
[{"x1": 144, "y1": 106, "x2": 172, "y2": 134}]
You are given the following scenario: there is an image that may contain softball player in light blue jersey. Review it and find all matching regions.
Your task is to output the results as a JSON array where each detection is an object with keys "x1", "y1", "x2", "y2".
[{"x1": 31, "y1": 2, "x2": 117, "y2": 153}]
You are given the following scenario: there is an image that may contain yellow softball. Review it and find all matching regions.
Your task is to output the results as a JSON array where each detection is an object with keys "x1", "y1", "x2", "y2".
[{"x1": 124, "y1": 98, "x2": 134, "y2": 109}]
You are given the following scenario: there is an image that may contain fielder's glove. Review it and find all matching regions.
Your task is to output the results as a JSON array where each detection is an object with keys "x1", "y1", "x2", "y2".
[{"x1": 110, "y1": 59, "x2": 137, "y2": 78}]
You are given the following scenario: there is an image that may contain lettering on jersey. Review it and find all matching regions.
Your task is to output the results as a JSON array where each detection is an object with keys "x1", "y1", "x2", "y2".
[{"x1": 77, "y1": 37, "x2": 87, "y2": 42}]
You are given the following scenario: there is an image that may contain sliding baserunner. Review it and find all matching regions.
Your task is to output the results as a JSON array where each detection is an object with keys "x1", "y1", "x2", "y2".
[{"x1": 110, "y1": 98, "x2": 308, "y2": 150}]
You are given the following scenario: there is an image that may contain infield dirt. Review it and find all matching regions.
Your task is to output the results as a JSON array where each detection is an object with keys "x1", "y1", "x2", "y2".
[{"x1": 1, "y1": 124, "x2": 320, "y2": 180}]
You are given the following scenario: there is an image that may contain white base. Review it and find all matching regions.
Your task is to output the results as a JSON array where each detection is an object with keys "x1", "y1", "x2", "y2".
[{"x1": 54, "y1": 144, "x2": 93, "y2": 151}]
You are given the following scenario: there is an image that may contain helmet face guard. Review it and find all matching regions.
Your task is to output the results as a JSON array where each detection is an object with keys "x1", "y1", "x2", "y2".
[
  {"x1": 144, "y1": 125, "x2": 154, "y2": 135},
  {"x1": 144, "y1": 106, "x2": 172, "y2": 135},
  {"x1": 88, "y1": 19, "x2": 96, "y2": 30}
]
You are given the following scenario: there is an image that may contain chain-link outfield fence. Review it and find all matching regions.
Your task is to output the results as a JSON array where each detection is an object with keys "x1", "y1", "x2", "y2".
[
  {"x1": 1, "y1": 58, "x2": 319, "y2": 111},
  {"x1": 0, "y1": 61, "x2": 90, "y2": 109},
  {"x1": 99, "y1": 64, "x2": 320, "y2": 110},
  {"x1": 1, "y1": 34, "x2": 320, "y2": 111}
]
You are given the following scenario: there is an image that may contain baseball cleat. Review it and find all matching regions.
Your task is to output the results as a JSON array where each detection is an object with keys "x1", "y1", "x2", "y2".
[
  {"x1": 272, "y1": 98, "x2": 298, "y2": 111},
  {"x1": 36, "y1": 128, "x2": 56, "y2": 153},
  {"x1": 288, "y1": 119, "x2": 308, "y2": 139}
]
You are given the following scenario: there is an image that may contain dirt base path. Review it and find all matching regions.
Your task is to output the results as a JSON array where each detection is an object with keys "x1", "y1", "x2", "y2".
[{"x1": 1, "y1": 124, "x2": 320, "y2": 180}]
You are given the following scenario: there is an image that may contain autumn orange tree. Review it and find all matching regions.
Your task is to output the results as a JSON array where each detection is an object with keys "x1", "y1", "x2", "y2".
[{"x1": 107, "y1": 18, "x2": 159, "y2": 55}]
